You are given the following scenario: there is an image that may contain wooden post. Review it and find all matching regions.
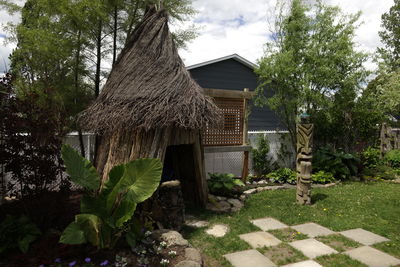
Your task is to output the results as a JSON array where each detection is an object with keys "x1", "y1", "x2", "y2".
[
  {"x1": 296, "y1": 115, "x2": 313, "y2": 205},
  {"x1": 241, "y1": 88, "x2": 250, "y2": 182}
]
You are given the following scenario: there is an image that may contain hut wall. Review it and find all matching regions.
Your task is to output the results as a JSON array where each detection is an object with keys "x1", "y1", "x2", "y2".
[{"x1": 96, "y1": 127, "x2": 208, "y2": 206}]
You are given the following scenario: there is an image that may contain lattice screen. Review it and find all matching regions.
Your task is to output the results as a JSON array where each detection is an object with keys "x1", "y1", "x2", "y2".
[{"x1": 203, "y1": 97, "x2": 244, "y2": 146}]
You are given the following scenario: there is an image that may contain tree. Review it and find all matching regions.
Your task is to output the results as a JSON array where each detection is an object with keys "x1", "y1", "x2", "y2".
[
  {"x1": 378, "y1": 0, "x2": 400, "y2": 70},
  {"x1": 0, "y1": 0, "x2": 198, "y2": 158},
  {"x1": 255, "y1": 0, "x2": 368, "y2": 151}
]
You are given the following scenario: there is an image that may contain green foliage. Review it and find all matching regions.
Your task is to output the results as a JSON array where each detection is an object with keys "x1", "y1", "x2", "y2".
[
  {"x1": 313, "y1": 147, "x2": 360, "y2": 180},
  {"x1": 361, "y1": 147, "x2": 381, "y2": 169},
  {"x1": 312, "y1": 171, "x2": 336, "y2": 184},
  {"x1": 207, "y1": 173, "x2": 245, "y2": 197},
  {"x1": 266, "y1": 168, "x2": 297, "y2": 184},
  {"x1": 378, "y1": 0, "x2": 400, "y2": 70},
  {"x1": 0, "y1": 215, "x2": 41, "y2": 254},
  {"x1": 252, "y1": 135, "x2": 273, "y2": 176},
  {"x1": 384, "y1": 149, "x2": 400, "y2": 169},
  {"x1": 362, "y1": 165, "x2": 398, "y2": 181},
  {"x1": 59, "y1": 144, "x2": 162, "y2": 249},
  {"x1": 255, "y1": 0, "x2": 368, "y2": 150}
]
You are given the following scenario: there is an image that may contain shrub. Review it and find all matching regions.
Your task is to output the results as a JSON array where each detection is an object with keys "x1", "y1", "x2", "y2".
[
  {"x1": 252, "y1": 135, "x2": 273, "y2": 176},
  {"x1": 207, "y1": 173, "x2": 245, "y2": 197},
  {"x1": 266, "y1": 168, "x2": 297, "y2": 184},
  {"x1": 0, "y1": 215, "x2": 41, "y2": 254},
  {"x1": 311, "y1": 171, "x2": 336, "y2": 184},
  {"x1": 0, "y1": 73, "x2": 67, "y2": 197},
  {"x1": 59, "y1": 145, "x2": 162, "y2": 249},
  {"x1": 313, "y1": 147, "x2": 360, "y2": 180},
  {"x1": 360, "y1": 147, "x2": 381, "y2": 168},
  {"x1": 362, "y1": 165, "x2": 398, "y2": 180},
  {"x1": 384, "y1": 149, "x2": 400, "y2": 169}
]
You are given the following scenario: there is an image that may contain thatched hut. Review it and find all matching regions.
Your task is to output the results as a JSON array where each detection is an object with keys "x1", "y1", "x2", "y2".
[{"x1": 80, "y1": 6, "x2": 221, "y2": 207}]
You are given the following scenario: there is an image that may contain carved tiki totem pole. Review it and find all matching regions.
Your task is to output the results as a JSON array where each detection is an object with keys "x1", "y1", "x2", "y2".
[{"x1": 296, "y1": 114, "x2": 313, "y2": 205}]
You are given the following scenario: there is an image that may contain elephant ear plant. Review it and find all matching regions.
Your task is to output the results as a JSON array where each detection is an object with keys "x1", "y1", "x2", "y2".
[{"x1": 59, "y1": 144, "x2": 162, "y2": 249}]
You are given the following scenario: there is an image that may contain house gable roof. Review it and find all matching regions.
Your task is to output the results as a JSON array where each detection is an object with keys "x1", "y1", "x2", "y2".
[{"x1": 186, "y1": 54, "x2": 257, "y2": 70}]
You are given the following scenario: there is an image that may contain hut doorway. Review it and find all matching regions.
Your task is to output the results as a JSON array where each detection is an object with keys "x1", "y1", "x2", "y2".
[{"x1": 161, "y1": 144, "x2": 201, "y2": 207}]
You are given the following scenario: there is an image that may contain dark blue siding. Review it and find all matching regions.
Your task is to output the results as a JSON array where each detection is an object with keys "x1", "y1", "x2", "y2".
[{"x1": 188, "y1": 59, "x2": 285, "y2": 131}]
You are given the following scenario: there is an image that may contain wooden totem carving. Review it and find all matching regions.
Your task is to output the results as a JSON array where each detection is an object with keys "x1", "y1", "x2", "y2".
[{"x1": 296, "y1": 119, "x2": 313, "y2": 205}]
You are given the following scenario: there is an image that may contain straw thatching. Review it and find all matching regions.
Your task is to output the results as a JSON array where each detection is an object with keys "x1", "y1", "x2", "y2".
[{"x1": 80, "y1": 6, "x2": 221, "y2": 133}]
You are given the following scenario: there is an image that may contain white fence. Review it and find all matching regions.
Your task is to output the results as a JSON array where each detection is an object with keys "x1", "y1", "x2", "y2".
[{"x1": 204, "y1": 130, "x2": 295, "y2": 177}]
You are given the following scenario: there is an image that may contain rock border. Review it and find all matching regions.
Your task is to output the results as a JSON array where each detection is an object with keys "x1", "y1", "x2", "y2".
[
  {"x1": 240, "y1": 181, "x2": 341, "y2": 201},
  {"x1": 152, "y1": 230, "x2": 204, "y2": 267}
]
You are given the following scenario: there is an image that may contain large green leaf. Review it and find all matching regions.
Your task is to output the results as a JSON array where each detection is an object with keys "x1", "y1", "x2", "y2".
[
  {"x1": 106, "y1": 158, "x2": 162, "y2": 211},
  {"x1": 61, "y1": 144, "x2": 100, "y2": 191},
  {"x1": 59, "y1": 222, "x2": 86, "y2": 245},
  {"x1": 80, "y1": 195, "x2": 107, "y2": 219},
  {"x1": 75, "y1": 214, "x2": 102, "y2": 247}
]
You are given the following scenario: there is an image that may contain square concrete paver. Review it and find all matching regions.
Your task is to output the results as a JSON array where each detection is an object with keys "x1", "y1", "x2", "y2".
[
  {"x1": 224, "y1": 249, "x2": 276, "y2": 267},
  {"x1": 239, "y1": 231, "x2": 281, "y2": 248},
  {"x1": 289, "y1": 238, "x2": 337, "y2": 259},
  {"x1": 344, "y1": 246, "x2": 400, "y2": 267},
  {"x1": 250, "y1": 217, "x2": 288, "y2": 231},
  {"x1": 281, "y1": 260, "x2": 323, "y2": 267},
  {"x1": 340, "y1": 228, "x2": 389, "y2": 245},
  {"x1": 292, "y1": 222, "x2": 335, "y2": 237}
]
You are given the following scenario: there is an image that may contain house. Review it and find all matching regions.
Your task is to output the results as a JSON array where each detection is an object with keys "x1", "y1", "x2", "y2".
[
  {"x1": 187, "y1": 54, "x2": 292, "y2": 176},
  {"x1": 187, "y1": 54, "x2": 284, "y2": 132}
]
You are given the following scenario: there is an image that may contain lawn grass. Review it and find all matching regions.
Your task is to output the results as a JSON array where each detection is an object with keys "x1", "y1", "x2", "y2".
[
  {"x1": 268, "y1": 228, "x2": 308, "y2": 242},
  {"x1": 258, "y1": 243, "x2": 307, "y2": 265},
  {"x1": 316, "y1": 234, "x2": 361, "y2": 252},
  {"x1": 315, "y1": 254, "x2": 368, "y2": 267},
  {"x1": 183, "y1": 181, "x2": 400, "y2": 267}
]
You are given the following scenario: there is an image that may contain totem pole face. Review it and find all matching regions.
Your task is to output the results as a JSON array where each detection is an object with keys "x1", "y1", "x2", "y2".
[
  {"x1": 296, "y1": 124, "x2": 314, "y2": 183},
  {"x1": 296, "y1": 123, "x2": 313, "y2": 205}
]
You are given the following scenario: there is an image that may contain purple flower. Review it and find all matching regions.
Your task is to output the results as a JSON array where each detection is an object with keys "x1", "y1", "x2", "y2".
[
  {"x1": 55, "y1": 258, "x2": 61, "y2": 263},
  {"x1": 85, "y1": 257, "x2": 91, "y2": 263},
  {"x1": 100, "y1": 260, "x2": 109, "y2": 266},
  {"x1": 69, "y1": 261, "x2": 77, "y2": 267},
  {"x1": 38, "y1": 265, "x2": 45, "y2": 267}
]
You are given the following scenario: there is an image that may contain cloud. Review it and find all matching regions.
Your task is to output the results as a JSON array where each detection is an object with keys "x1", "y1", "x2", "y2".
[{"x1": 179, "y1": 0, "x2": 394, "y2": 71}]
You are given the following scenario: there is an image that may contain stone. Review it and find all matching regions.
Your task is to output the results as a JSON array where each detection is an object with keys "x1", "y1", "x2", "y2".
[
  {"x1": 184, "y1": 248, "x2": 202, "y2": 264},
  {"x1": 265, "y1": 185, "x2": 285, "y2": 190},
  {"x1": 174, "y1": 260, "x2": 201, "y2": 267},
  {"x1": 251, "y1": 217, "x2": 288, "y2": 231},
  {"x1": 218, "y1": 201, "x2": 231, "y2": 211},
  {"x1": 281, "y1": 260, "x2": 323, "y2": 267},
  {"x1": 227, "y1": 198, "x2": 243, "y2": 208},
  {"x1": 289, "y1": 238, "x2": 337, "y2": 259},
  {"x1": 340, "y1": 228, "x2": 389, "y2": 245},
  {"x1": 216, "y1": 196, "x2": 227, "y2": 201},
  {"x1": 160, "y1": 231, "x2": 189, "y2": 247},
  {"x1": 185, "y1": 220, "x2": 209, "y2": 228},
  {"x1": 205, "y1": 201, "x2": 231, "y2": 213},
  {"x1": 344, "y1": 246, "x2": 400, "y2": 267},
  {"x1": 292, "y1": 222, "x2": 335, "y2": 237},
  {"x1": 239, "y1": 194, "x2": 247, "y2": 201},
  {"x1": 205, "y1": 224, "x2": 229, "y2": 237},
  {"x1": 258, "y1": 180, "x2": 266, "y2": 184},
  {"x1": 151, "y1": 180, "x2": 185, "y2": 230},
  {"x1": 224, "y1": 249, "x2": 276, "y2": 267},
  {"x1": 244, "y1": 188, "x2": 257, "y2": 195},
  {"x1": 257, "y1": 187, "x2": 266, "y2": 192},
  {"x1": 239, "y1": 231, "x2": 281, "y2": 248}
]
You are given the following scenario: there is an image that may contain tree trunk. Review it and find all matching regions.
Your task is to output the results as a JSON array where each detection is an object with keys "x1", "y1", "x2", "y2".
[
  {"x1": 112, "y1": 5, "x2": 118, "y2": 65},
  {"x1": 74, "y1": 30, "x2": 85, "y2": 157},
  {"x1": 94, "y1": 20, "x2": 102, "y2": 97}
]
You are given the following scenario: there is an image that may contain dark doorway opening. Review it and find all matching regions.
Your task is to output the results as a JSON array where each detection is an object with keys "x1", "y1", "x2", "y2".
[{"x1": 161, "y1": 144, "x2": 199, "y2": 206}]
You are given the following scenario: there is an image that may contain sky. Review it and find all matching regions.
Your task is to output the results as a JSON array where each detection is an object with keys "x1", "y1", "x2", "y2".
[{"x1": 0, "y1": 0, "x2": 395, "y2": 73}]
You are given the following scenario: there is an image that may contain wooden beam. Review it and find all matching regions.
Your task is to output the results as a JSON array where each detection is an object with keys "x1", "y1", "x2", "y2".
[
  {"x1": 241, "y1": 88, "x2": 250, "y2": 182},
  {"x1": 203, "y1": 88, "x2": 255, "y2": 99},
  {"x1": 204, "y1": 145, "x2": 252, "y2": 153}
]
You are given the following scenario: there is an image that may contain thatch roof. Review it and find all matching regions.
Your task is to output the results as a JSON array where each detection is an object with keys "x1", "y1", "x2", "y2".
[{"x1": 80, "y1": 6, "x2": 221, "y2": 133}]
